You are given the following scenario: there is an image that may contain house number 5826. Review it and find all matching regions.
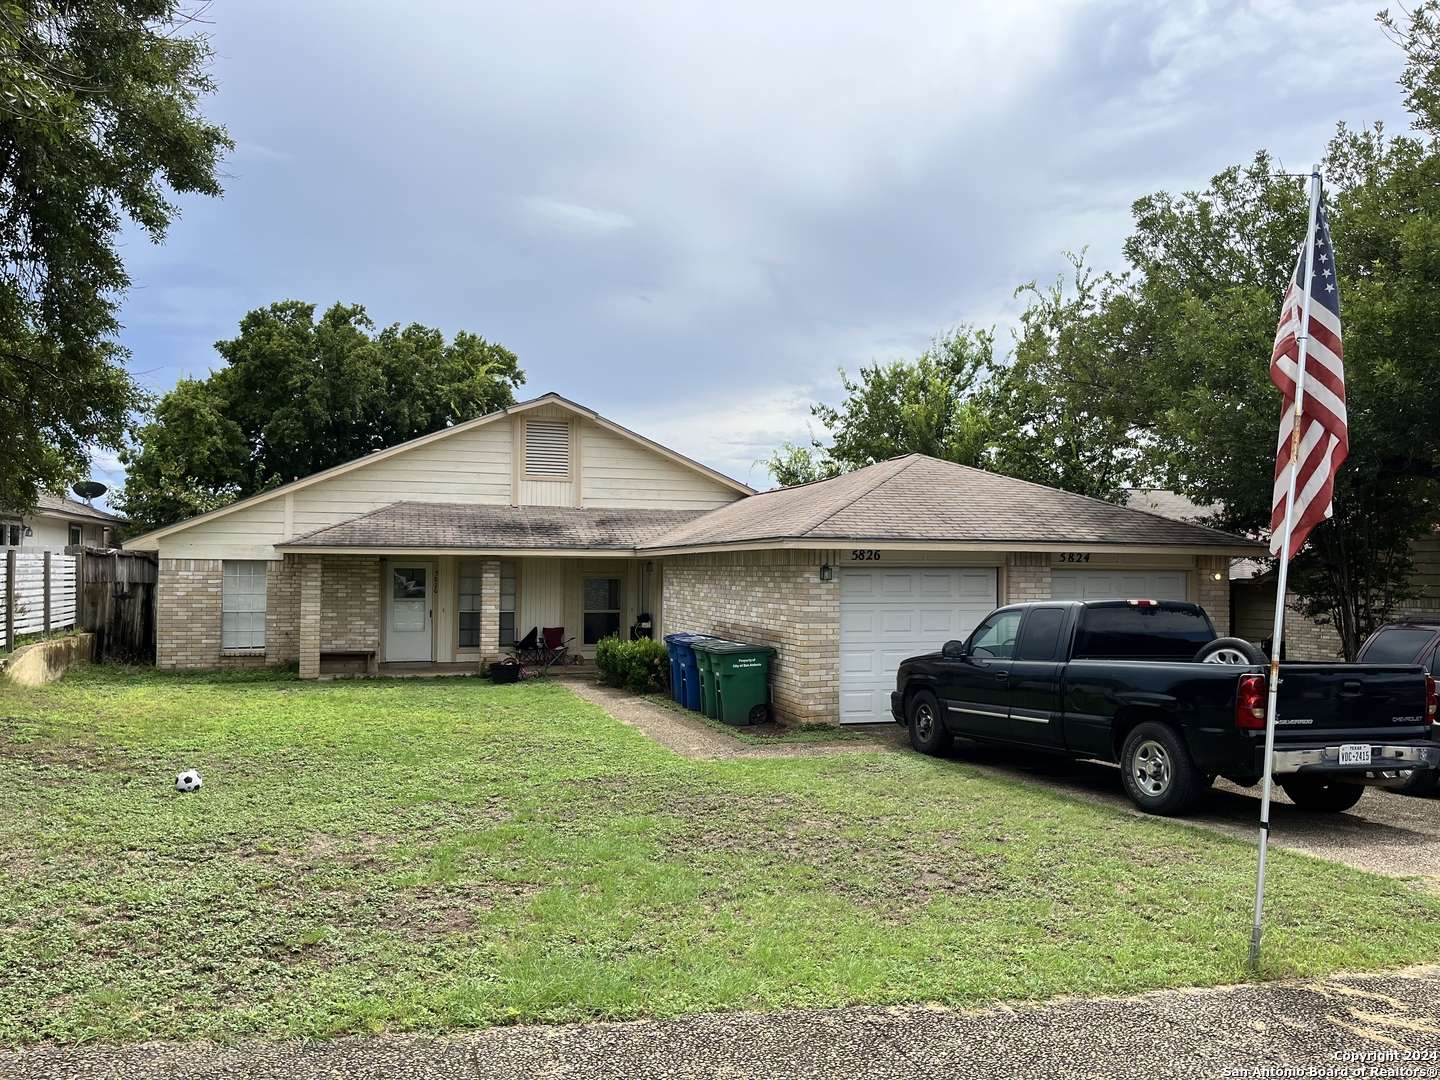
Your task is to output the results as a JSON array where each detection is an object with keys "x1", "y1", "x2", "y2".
[{"x1": 850, "y1": 549, "x2": 881, "y2": 561}]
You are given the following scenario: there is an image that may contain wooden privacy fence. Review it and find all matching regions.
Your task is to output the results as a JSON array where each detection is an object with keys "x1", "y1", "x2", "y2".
[
  {"x1": 77, "y1": 549, "x2": 157, "y2": 664},
  {"x1": 1, "y1": 550, "x2": 78, "y2": 651}
]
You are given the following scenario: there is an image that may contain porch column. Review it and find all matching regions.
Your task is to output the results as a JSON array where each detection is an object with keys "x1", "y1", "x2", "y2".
[
  {"x1": 298, "y1": 555, "x2": 322, "y2": 679},
  {"x1": 480, "y1": 558, "x2": 501, "y2": 662}
]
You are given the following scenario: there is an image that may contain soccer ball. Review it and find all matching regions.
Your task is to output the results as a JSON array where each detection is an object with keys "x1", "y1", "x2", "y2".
[{"x1": 175, "y1": 770, "x2": 203, "y2": 793}]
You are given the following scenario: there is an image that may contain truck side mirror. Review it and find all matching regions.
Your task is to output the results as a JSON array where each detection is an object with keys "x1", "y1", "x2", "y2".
[{"x1": 942, "y1": 639, "x2": 967, "y2": 660}]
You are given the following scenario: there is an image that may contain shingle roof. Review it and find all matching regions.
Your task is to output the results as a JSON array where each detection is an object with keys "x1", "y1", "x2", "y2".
[
  {"x1": 642, "y1": 455, "x2": 1259, "y2": 551},
  {"x1": 281, "y1": 502, "x2": 705, "y2": 551},
  {"x1": 35, "y1": 493, "x2": 125, "y2": 523}
]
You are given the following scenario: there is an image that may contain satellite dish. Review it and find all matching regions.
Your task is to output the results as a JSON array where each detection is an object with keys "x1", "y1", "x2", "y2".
[{"x1": 72, "y1": 480, "x2": 107, "y2": 503}]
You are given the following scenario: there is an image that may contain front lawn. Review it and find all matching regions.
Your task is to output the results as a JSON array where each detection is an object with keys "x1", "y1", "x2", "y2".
[{"x1": 3, "y1": 668, "x2": 1439, "y2": 1045}]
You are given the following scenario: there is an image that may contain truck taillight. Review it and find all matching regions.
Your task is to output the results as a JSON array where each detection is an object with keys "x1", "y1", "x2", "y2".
[
  {"x1": 1427, "y1": 676, "x2": 1438, "y2": 725},
  {"x1": 1236, "y1": 673, "x2": 1267, "y2": 730}
]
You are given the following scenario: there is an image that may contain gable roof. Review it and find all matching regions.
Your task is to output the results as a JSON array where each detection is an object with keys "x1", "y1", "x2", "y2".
[
  {"x1": 123, "y1": 393, "x2": 753, "y2": 550},
  {"x1": 642, "y1": 455, "x2": 1263, "y2": 553},
  {"x1": 279, "y1": 502, "x2": 703, "y2": 553}
]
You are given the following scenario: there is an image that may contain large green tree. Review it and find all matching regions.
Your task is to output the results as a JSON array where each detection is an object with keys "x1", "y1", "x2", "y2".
[
  {"x1": 766, "y1": 328, "x2": 995, "y2": 486},
  {"x1": 117, "y1": 301, "x2": 526, "y2": 533},
  {"x1": 0, "y1": 1, "x2": 230, "y2": 513}
]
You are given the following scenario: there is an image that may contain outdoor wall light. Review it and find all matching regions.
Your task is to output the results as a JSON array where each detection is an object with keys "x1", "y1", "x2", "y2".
[
  {"x1": 819, "y1": 563, "x2": 834, "y2": 582},
  {"x1": 1212, "y1": 570, "x2": 1225, "y2": 581}
]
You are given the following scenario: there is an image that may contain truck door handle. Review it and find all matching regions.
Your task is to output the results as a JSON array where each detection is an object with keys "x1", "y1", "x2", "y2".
[{"x1": 994, "y1": 672, "x2": 1010, "y2": 682}]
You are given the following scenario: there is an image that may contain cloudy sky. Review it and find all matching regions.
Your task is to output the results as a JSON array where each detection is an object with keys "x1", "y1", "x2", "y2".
[{"x1": 100, "y1": 0, "x2": 1411, "y2": 496}]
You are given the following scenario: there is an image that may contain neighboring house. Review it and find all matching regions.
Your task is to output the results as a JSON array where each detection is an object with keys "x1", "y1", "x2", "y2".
[
  {"x1": 125, "y1": 394, "x2": 1259, "y2": 725},
  {"x1": 1126, "y1": 487, "x2": 1440, "y2": 659},
  {"x1": 1, "y1": 494, "x2": 124, "y2": 553}
]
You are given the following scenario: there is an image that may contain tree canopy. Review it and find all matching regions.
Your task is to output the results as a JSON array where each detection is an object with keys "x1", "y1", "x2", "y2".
[
  {"x1": 771, "y1": 5, "x2": 1440, "y2": 655},
  {"x1": 0, "y1": 1, "x2": 230, "y2": 513},
  {"x1": 116, "y1": 301, "x2": 526, "y2": 533}
]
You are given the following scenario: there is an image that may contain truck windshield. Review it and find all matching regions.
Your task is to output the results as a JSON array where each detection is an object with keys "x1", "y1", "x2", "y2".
[
  {"x1": 1073, "y1": 605, "x2": 1215, "y2": 661},
  {"x1": 1359, "y1": 628, "x2": 1434, "y2": 664}
]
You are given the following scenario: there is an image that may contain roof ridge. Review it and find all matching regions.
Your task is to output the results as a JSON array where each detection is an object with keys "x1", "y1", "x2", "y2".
[{"x1": 797, "y1": 455, "x2": 923, "y2": 537}]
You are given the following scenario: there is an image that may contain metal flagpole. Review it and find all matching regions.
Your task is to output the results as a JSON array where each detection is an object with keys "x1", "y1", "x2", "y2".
[{"x1": 1249, "y1": 165, "x2": 1323, "y2": 969}]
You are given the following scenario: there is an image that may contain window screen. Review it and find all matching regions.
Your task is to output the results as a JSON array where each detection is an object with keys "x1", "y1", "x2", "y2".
[
  {"x1": 1016, "y1": 607, "x2": 1066, "y2": 661},
  {"x1": 458, "y1": 561, "x2": 483, "y2": 649},
  {"x1": 222, "y1": 561, "x2": 267, "y2": 650},
  {"x1": 583, "y1": 576, "x2": 621, "y2": 645},
  {"x1": 500, "y1": 561, "x2": 516, "y2": 646},
  {"x1": 525, "y1": 419, "x2": 571, "y2": 476}
]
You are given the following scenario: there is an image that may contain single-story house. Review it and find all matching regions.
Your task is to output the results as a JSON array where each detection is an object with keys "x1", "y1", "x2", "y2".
[
  {"x1": 125, "y1": 393, "x2": 1261, "y2": 724},
  {"x1": 2, "y1": 493, "x2": 124, "y2": 553}
]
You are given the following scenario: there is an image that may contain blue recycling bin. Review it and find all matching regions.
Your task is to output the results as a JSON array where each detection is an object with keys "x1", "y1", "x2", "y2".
[{"x1": 663, "y1": 633, "x2": 712, "y2": 710}]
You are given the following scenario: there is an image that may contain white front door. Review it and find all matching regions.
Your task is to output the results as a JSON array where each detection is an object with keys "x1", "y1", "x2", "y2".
[
  {"x1": 1050, "y1": 569, "x2": 1189, "y2": 602},
  {"x1": 385, "y1": 562, "x2": 434, "y2": 662},
  {"x1": 839, "y1": 566, "x2": 998, "y2": 725}
]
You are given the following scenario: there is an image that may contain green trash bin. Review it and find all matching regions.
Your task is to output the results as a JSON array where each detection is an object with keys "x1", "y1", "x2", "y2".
[
  {"x1": 705, "y1": 642, "x2": 776, "y2": 726},
  {"x1": 691, "y1": 639, "x2": 736, "y2": 719}
]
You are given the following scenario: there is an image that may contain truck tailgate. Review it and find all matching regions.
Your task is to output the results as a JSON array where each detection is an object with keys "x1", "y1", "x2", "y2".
[{"x1": 1274, "y1": 663, "x2": 1431, "y2": 741}]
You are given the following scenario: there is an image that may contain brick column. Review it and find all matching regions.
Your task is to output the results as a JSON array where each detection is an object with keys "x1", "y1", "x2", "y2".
[
  {"x1": 298, "y1": 555, "x2": 322, "y2": 679},
  {"x1": 1005, "y1": 552, "x2": 1051, "y2": 603},
  {"x1": 480, "y1": 558, "x2": 501, "y2": 661},
  {"x1": 1196, "y1": 555, "x2": 1231, "y2": 636}
]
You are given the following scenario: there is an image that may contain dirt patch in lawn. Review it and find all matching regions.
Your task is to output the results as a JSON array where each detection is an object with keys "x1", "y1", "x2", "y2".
[{"x1": 0, "y1": 727, "x2": 145, "y2": 777}]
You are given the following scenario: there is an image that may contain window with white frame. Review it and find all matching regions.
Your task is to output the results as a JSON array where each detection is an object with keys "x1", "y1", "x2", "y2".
[
  {"x1": 582, "y1": 576, "x2": 621, "y2": 645},
  {"x1": 458, "y1": 560, "x2": 483, "y2": 649},
  {"x1": 221, "y1": 561, "x2": 267, "y2": 650},
  {"x1": 500, "y1": 561, "x2": 516, "y2": 646},
  {"x1": 2, "y1": 520, "x2": 19, "y2": 547},
  {"x1": 68, "y1": 523, "x2": 83, "y2": 546}
]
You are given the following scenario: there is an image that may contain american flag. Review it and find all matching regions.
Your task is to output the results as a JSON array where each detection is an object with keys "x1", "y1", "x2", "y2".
[{"x1": 1269, "y1": 194, "x2": 1346, "y2": 559}]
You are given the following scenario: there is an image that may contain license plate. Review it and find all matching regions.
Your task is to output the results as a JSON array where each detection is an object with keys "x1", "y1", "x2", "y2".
[{"x1": 1338, "y1": 744, "x2": 1373, "y2": 766}]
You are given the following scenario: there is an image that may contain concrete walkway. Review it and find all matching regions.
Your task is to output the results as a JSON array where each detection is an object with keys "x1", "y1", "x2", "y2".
[{"x1": 5, "y1": 965, "x2": 1438, "y2": 1079}]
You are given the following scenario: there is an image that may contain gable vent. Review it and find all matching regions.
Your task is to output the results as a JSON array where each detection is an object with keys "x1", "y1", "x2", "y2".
[{"x1": 525, "y1": 419, "x2": 571, "y2": 477}]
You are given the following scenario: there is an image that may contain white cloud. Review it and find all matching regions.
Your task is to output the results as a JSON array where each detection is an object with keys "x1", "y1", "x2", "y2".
[{"x1": 519, "y1": 197, "x2": 636, "y2": 234}]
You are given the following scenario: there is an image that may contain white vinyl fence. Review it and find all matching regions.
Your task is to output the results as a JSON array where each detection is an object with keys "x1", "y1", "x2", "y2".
[{"x1": 2, "y1": 550, "x2": 77, "y2": 650}]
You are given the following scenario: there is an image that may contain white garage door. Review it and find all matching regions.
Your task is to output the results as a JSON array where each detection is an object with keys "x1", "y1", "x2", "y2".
[
  {"x1": 1050, "y1": 569, "x2": 1189, "y2": 602},
  {"x1": 839, "y1": 566, "x2": 997, "y2": 725}
]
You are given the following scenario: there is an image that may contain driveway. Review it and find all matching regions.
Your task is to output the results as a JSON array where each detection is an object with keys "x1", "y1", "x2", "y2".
[
  {"x1": 935, "y1": 739, "x2": 1440, "y2": 891},
  {"x1": 4, "y1": 965, "x2": 1438, "y2": 1079}
]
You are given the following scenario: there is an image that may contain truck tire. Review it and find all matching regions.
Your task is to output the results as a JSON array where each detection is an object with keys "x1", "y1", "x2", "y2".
[
  {"x1": 1399, "y1": 769, "x2": 1439, "y2": 797},
  {"x1": 1280, "y1": 776, "x2": 1365, "y2": 813},
  {"x1": 1120, "y1": 721, "x2": 1205, "y2": 816},
  {"x1": 907, "y1": 690, "x2": 952, "y2": 756},
  {"x1": 1194, "y1": 637, "x2": 1266, "y2": 665}
]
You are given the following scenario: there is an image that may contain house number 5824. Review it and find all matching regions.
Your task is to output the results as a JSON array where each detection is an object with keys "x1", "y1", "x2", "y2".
[{"x1": 1057, "y1": 552, "x2": 1091, "y2": 563}]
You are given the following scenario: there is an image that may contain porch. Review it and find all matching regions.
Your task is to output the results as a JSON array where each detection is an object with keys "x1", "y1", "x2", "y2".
[{"x1": 288, "y1": 550, "x2": 660, "y2": 680}]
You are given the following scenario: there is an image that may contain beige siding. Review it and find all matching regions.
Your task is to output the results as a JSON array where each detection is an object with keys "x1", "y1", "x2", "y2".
[
  {"x1": 151, "y1": 406, "x2": 744, "y2": 561},
  {"x1": 581, "y1": 424, "x2": 740, "y2": 510}
]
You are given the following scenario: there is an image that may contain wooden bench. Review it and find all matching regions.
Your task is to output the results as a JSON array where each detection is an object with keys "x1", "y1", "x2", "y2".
[{"x1": 318, "y1": 649, "x2": 378, "y2": 676}]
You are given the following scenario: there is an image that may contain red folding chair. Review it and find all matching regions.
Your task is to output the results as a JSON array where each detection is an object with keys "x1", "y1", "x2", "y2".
[{"x1": 539, "y1": 626, "x2": 575, "y2": 671}]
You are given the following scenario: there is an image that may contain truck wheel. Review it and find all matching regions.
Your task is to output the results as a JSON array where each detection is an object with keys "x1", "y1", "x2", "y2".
[
  {"x1": 1280, "y1": 776, "x2": 1365, "y2": 813},
  {"x1": 907, "y1": 691, "x2": 952, "y2": 756},
  {"x1": 1399, "y1": 769, "x2": 1439, "y2": 797},
  {"x1": 1194, "y1": 637, "x2": 1266, "y2": 665},
  {"x1": 1120, "y1": 722, "x2": 1204, "y2": 816}
]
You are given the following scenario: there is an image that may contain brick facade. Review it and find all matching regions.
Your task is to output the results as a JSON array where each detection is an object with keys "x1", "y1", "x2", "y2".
[
  {"x1": 156, "y1": 558, "x2": 224, "y2": 669},
  {"x1": 480, "y1": 558, "x2": 501, "y2": 661},
  {"x1": 1196, "y1": 555, "x2": 1231, "y2": 636},
  {"x1": 157, "y1": 554, "x2": 380, "y2": 674},
  {"x1": 662, "y1": 550, "x2": 839, "y2": 726},
  {"x1": 1004, "y1": 552, "x2": 1051, "y2": 604}
]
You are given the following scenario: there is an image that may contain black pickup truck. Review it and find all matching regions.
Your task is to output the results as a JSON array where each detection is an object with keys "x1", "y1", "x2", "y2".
[{"x1": 891, "y1": 599, "x2": 1439, "y2": 816}]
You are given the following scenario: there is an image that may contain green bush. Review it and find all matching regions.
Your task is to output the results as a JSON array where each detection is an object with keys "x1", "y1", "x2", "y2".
[{"x1": 595, "y1": 635, "x2": 670, "y2": 693}]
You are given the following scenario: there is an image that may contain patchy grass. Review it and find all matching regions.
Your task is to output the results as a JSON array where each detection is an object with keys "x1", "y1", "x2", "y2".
[{"x1": 2, "y1": 666, "x2": 1439, "y2": 1046}]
